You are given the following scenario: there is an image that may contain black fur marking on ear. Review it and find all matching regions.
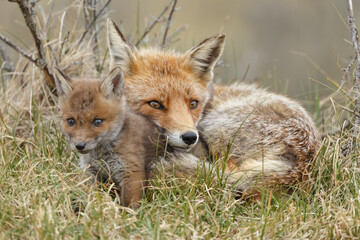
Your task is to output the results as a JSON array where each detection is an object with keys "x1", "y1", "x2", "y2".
[
  {"x1": 109, "y1": 19, "x2": 136, "y2": 50},
  {"x1": 193, "y1": 45, "x2": 221, "y2": 73},
  {"x1": 54, "y1": 67, "x2": 73, "y2": 96},
  {"x1": 192, "y1": 43, "x2": 221, "y2": 73},
  {"x1": 103, "y1": 67, "x2": 124, "y2": 96},
  {"x1": 189, "y1": 33, "x2": 225, "y2": 75},
  {"x1": 110, "y1": 19, "x2": 127, "y2": 42},
  {"x1": 111, "y1": 74, "x2": 122, "y2": 94},
  {"x1": 109, "y1": 40, "x2": 114, "y2": 48},
  {"x1": 188, "y1": 33, "x2": 225, "y2": 53},
  {"x1": 113, "y1": 55, "x2": 124, "y2": 62}
]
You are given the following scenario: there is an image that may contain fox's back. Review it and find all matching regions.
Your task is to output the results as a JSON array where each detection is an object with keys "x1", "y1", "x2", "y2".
[{"x1": 199, "y1": 83, "x2": 321, "y2": 189}]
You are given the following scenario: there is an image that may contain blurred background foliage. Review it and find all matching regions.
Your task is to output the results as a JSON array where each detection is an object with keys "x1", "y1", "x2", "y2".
[{"x1": 0, "y1": 0, "x2": 357, "y2": 111}]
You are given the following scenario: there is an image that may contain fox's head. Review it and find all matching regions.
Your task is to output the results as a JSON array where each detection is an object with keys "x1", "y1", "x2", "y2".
[
  {"x1": 107, "y1": 19, "x2": 225, "y2": 149},
  {"x1": 54, "y1": 67, "x2": 126, "y2": 154}
]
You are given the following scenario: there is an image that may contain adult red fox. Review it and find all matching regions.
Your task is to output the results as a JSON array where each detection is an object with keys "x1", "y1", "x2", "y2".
[{"x1": 107, "y1": 19, "x2": 321, "y2": 194}]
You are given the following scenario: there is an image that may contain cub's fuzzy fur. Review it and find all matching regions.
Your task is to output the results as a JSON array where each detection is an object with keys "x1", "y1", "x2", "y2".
[
  {"x1": 54, "y1": 67, "x2": 167, "y2": 208},
  {"x1": 107, "y1": 19, "x2": 321, "y2": 193}
]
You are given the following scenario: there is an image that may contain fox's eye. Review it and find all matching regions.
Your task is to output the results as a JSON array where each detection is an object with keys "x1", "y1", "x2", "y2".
[
  {"x1": 148, "y1": 101, "x2": 163, "y2": 110},
  {"x1": 67, "y1": 118, "x2": 75, "y2": 126},
  {"x1": 93, "y1": 118, "x2": 104, "y2": 127},
  {"x1": 189, "y1": 100, "x2": 199, "y2": 109}
]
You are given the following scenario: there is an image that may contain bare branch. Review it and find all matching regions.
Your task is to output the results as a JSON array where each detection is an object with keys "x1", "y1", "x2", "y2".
[
  {"x1": 76, "y1": 0, "x2": 112, "y2": 48},
  {"x1": 346, "y1": 0, "x2": 360, "y2": 135},
  {"x1": 0, "y1": 41, "x2": 15, "y2": 72},
  {"x1": 161, "y1": 0, "x2": 177, "y2": 48},
  {"x1": 9, "y1": 0, "x2": 55, "y2": 88},
  {"x1": 135, "y1": 0, "x2": 173, "y2": 47},
  {"x1": 340, "y1": 104, "x2": 360, "y2": 118},
  {"x1": 0, "y1": 33, "x2": 37, "y2": 65},
  {"x1": 14, "y1": 1, "x2": 46, "y2": 67}
]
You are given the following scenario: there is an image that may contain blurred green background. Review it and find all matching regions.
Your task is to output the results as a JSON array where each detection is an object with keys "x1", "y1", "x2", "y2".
[{"x1": 0, "y1": 0, "x2": 357, "y2": 105}]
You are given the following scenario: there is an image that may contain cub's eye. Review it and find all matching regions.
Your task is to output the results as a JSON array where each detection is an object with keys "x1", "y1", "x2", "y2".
[
  {"x1": 189, "y1": 100, "x2": 199, "y2": 109},
  {"x1": 148, "y1": 101, "x2": 163, "y2": 110},
  {"x1": 66, "y1": 118, "x2": 75, "y2": 126},
  {"x1": 93, "y1": 118, "x2": 104, "y2": 127}
]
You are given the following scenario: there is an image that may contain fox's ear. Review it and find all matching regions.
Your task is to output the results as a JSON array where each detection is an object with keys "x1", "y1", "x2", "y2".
[
  {"x1": 186, "y1": 33, "x2": 225, "y2": 81},
  {"x1": 53, "y1": 67, "x2": 72, "y2": 97},
  {"x1": 100, "y1": 67, "x2": 124, "y2": 98},
  {"x1": 107, "y1": 18, "x2": 137, "y2": 75}
]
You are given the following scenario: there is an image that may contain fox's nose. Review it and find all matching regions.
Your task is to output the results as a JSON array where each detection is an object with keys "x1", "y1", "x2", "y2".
[
  {"x1": 181, "y1": 131, "x2": 198, "y2": 145},
  {"x1": 75, "y1": 143, "x2": 86, "y2": 151}
]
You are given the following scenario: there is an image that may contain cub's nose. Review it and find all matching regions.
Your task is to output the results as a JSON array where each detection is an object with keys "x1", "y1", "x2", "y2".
[
  {"x1": 181, "y1": 131, "x2": 198, "y2": 145},
  {"x1": 75, "y1": 143, "x2": 86, "y2": 151}
]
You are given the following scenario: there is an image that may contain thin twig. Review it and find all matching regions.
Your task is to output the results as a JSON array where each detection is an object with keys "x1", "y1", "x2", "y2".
[
  {"x1": 19, "y1": 62, "x2": 29, "y2": 87},
  {"x1": 83, "y1": 0, "x2": 91, "y2": 26},
  {"x1": 0, "y1": 41, "x2": 15, "y2": 72},
  {"x1": 76, "y1": 0, "x2": 112, "y2": 48},
  {"x1": 162, "y1": 25, "x2": 186, "y2": 47},
  {"x1": 346, "y1": 0, "x2": 360, "y2": 135},
  {"x1": 0, "y1": 33, "x2": 37, "y2": 65},
  {"x1": 90, "y1": 0, "x2": 100, "y2": 69},
  {"x1": 341, "y1": 56, "x2": 356, "y2": 87},
  {"x1": 161, "y1": 0, "x2": 177, "y2": 48},
  {"x1": 135, "y1": 0, "x2": 173, "y2": 47},
  {"x1": 340, "y1": 105, "x2": 360, "y2": 118}
]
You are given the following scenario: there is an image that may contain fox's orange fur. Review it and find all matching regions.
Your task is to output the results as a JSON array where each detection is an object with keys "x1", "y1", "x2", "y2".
[
  {"x1": 126, "y1": 50, "x2": 209, "y2": 137},
  {"x1": 107, "y1": 20, "x2": 224, "y2": 149},
  {"x1": 107, "y1": 19, "x2": 321, "y2": 193}
]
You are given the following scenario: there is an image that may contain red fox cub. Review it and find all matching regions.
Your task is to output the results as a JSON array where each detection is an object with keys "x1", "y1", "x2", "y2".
[
  {"x1": 107, "y1": 19, "x2": 321, "y2": 194},
  {"x1": 54, "y1": 67, "x2": 167, "y2": 208}
]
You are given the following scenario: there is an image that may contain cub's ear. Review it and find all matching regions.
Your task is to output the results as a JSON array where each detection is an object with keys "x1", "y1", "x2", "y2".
[
  {"x1": 53, "y1": 67, "x2": 73, "y2": 97},
  {"x1": 185, "y1": 33, "x2": 225, "y2": 81},
  {"x1": 107, "y1": 18, "x2": 137, "y2": 74},
  {"x1": 100, "y1": 67, "x2": 124, "y2": 98}
]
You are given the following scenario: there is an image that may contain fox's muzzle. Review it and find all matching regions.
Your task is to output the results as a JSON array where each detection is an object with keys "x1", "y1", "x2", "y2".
[{"x1": 165, "y1": 130, "x2": 199, "y2": 149}]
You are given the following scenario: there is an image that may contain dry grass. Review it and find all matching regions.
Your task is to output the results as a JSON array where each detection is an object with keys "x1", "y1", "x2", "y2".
[{"x1": 1, "y1": 1, "x2": 360, "y2": 239}]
